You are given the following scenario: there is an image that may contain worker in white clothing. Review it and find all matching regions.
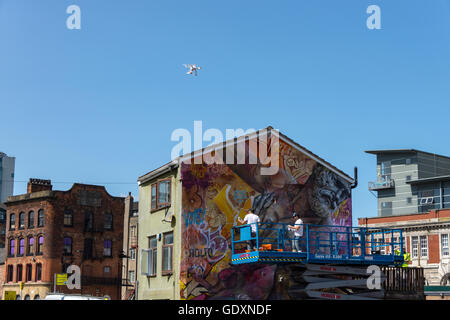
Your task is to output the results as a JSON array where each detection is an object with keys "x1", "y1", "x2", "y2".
[
  {"x1": 238, "y1": 210, "x2": 260, "y2": 250},
  {"x1": 288, "y1": 212, "x2": 303, "y2": 252}
]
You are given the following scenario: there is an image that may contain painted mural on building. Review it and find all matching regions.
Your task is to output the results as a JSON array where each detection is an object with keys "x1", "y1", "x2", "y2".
[{"x1": 179, "y1": 137, "x2": 352, "y2": 300}]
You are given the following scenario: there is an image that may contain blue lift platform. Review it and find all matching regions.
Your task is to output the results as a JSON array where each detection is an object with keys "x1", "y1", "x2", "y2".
[{"x1": 231, "y1": 222, "x2": 404, "y2": 267}]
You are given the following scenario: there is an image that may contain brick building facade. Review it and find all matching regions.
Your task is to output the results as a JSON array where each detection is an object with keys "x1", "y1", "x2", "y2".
[
  {"x1": 121, "y1": 193, "x2": 138, "y2": 300},
  {"x1": 358, "y1": 209, "x2": 450, "y2": 286},
  {"x1": 2, "y1": 179, "x2": 125, "y2": 300}
]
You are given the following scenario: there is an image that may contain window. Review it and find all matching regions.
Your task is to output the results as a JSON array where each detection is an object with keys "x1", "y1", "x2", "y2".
[
  {"x1": 407, "y1": 198, "x2": 412, "y2": 204},
  {"x1": 151, "y1": 185, "x2": 157, "y2": 210},
  {"x1": 420, "y1": 235, "x2": 428, "y2": 258},
  {"x1": 129, "y1": 270, "x2": 135, "y2": 283},
  {"x1": 9, "y1": 238, "x2": 15, "y2": 257},
  {"x1": 130, "y1": 248, "x2": 136, "y2": 260},
  {"x1": 162, "y1": 232, "x2": 173, "y2": 274},
  {"x1": 34, "y1": 295, "x2": 40, "y2": 300},
  {"x1": 442, "y1": 234, "x2": 449, "y2": 257},
  {"x1": 104, "y1": 213, "x2": 113, "y2": 230},
  {"x1": 7, "y1": 265, "x2": 14, "y2": 282},
  {"x1": 84, "y1": 211, "x2": 93, "y2": 231},
  {"x1": 18, "y1": 238, "x2": 25, "y2": 256},
  {"x1": 37, "y1": 210, "x2": 44, "y2": 227},
  {"x1": 36, "y1": 264, "x2": 42, "y2": 281},
  {"x1": 148, "y1": 236, "x2": 157, "y2": 276},
  {"x1": 28, "y1": 211, "x2": 34, "y2": 228},
  {"x1": 9, "y1": 213, "x2": 15, "y2": 230},
  {"x1": 103, "y1": 266, "x2": 111, "y2": 274},
  {"x1": 64, "y1": 209, "x2": 73, "y2": 227},
  {"x1": 28, "y1": 237, "x2": 34, "y2": 255},
  {"x1": 151, "y1": 179, "x2": 171, "y2": 211},
  {"x1": 406, "y1": 175, "x2": 411, "y2": 181},
  {"x1": 63, "y1": 237, "x2": 72, "y2": 255},
  {"x1": 412, "y1": 236, "x2": 418, "y2": 258},
  {"x1": 37, "y1": 236, "x2": 44, "y2": 255},
  {"x1": 17, "y1": 265, "x2": 23, "y2": 282},
  {"x1": 130, "y1": 226, "x2": 137, "y2": 238},
  {"x1": 104, "y1": 239, "x2": 112, "y2": 257},
  {"x1": 24, "y1": 295, "x2": 30, "y2": 300},
  {"x1": 83, "y1": 238, "x2": 93, "y2": 259},
  {"x1": 19, "y1": 212, "x2": 25, "y2": 229},
  {"x1": 26, "y1": 264, "x2": 32, "y2": 282}
]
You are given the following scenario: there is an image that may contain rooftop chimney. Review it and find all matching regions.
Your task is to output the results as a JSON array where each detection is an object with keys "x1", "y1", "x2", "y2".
[{"x1": 27, "y1": 178, "x2": 52, "y2": 193}]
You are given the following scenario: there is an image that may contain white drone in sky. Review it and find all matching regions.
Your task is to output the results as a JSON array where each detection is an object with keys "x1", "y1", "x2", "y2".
[{"x1": 184, "y1": 64, "x2": 201, "y2": 76}]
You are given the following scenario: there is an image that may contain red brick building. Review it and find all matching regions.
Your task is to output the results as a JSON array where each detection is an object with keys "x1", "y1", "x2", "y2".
[
  {"x1": 2, "y1": 179, "x2": 125, "y2": 300},
  {"x1": 358, "y1": 209, "x2": 450, "y2": 286}
]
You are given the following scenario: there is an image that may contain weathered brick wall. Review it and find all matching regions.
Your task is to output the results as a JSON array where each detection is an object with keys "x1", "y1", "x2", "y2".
[{"x1": 4, "y1": 182, "x2": 125, "y2": 300}]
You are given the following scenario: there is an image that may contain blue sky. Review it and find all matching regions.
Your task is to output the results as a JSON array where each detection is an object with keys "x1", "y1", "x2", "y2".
[{"x1": 1, "y1": 0, "x2": 450, "y2": 225}]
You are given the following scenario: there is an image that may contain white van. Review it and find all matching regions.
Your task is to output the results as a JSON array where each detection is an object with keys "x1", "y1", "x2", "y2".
[{"x1": 44, "y1": 293, "x2": 110, "y2": 300}]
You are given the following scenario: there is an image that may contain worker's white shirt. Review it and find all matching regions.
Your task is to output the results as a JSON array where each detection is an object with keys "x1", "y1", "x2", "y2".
[
  {"x1": 293, "y1": 218, "x2": 303, "y2": 237},
  {"x1": 244, "y1": 213, "x2": 260, "y2": 233}
]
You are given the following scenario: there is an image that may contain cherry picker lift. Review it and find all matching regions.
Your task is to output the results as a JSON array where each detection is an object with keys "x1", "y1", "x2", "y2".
[{"x1": 230, "y1": 223, "x2": 423, "y2": 300}]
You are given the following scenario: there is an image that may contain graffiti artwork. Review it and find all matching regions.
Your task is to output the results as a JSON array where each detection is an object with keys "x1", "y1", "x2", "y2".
[{"x1": 180, "y1": 137, "x2": 353, "y2": 300}]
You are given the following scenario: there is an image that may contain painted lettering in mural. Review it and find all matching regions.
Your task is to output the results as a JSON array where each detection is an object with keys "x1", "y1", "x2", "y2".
[{"x1": 184, "y1": 208, "x2": 206, "y2": 227}]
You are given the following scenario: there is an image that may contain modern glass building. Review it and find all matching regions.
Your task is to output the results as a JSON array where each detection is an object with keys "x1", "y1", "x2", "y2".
[{"x1": 366, "y1": 149, "x2": 450, "y2": 217}]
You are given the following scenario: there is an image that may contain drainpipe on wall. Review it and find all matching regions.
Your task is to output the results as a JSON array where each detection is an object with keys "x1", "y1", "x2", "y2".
[{"x1": 351, "y1": 167, "x2": 358, "y2": 190}]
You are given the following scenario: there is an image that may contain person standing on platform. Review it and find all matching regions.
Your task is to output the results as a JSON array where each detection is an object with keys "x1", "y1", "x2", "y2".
[
  {"x1": 238, "y1": 210, "x2": 260, "y2": 250},
  {"x1": 288, "y1": 212, "x2": 303, "y2": 252}
]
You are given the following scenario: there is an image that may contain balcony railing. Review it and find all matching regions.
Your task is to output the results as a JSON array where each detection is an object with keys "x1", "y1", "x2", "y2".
[{"x1": 368, "y1": 178, "x2": 394, "y2": 191}]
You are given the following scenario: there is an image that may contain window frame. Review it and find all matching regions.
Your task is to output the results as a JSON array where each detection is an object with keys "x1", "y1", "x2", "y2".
[
  {"x1": 411, "y1": 236, "x2": 419, "y2": 258},
  {"x1": 18, "y1": 238, "x2": 25, "y2": 257},
  {"x1": 35, "y1": 263, "x2": 42, "y2": 282},
  {"x1": 27, "y1": 236, "x2": 35, "y2": 256},
  {"x1": 150, "y1": 179, "x2": 171, "y2": 212},
  {"x1": 9, "y1": 213, "x2": 15, "y2": 230},
  {"x1": 8, "y1": 238, "x2": 15, "y2": 257},
  {"x1": 63, "y1": 237, "x2": 73, "y2": 255},
  {"x1": 28, "y1": 211, "x2": 34, "y2": 229},
  {"x1": 441, "y1": 234, "x2": 449, "y2": 258},
  {"x1": 64, "y1": 209, "x2": 73, "y2": 227},
  {"x1": 420, "y1": 235, "x2": 428, "y2": 258},
  {"x1": 148, "y1": 236, "x2": 158, "y2": 276},
  {"x1": 104, "y1": 212, "x2": 113, "y2": 231},
  {"x1": 7, "y1": 265, "x2": 14, "y2": 283},
  {"x1": 37, "y1": 236, "x2": 44, "y2": 255},
  {"x1": 16, "y1": 264, "x2": 23, "y2": 282},
  {"x1": 25, "y1": 264, "x2": 33, "y2": 282},
  {"x1": 162, "y1": 232, "x2": 174, "y2": 275},
  {"x1": 18, "y1": 212, "x2": 25, "y2": 230},
  {"x1": 37, "y1": 209, "x2": 44, "y2": 227},
  {"x1": 103, "y1": 239, "x2": 112, "y2": 257}
]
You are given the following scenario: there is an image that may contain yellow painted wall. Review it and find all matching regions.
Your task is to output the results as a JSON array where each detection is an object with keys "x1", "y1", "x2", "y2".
[{"x1": 137, "y1": 167, "x2": 182, "y2": 300}]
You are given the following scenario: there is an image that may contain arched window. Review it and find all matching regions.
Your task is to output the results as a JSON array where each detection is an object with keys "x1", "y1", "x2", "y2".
[
  {"x1": 64, "y1": 209, "x2": 73, "y2": 227},
  {"x1": 63, "y1": 237, "x2": 72, "y2": 255},
  {"x1": 104, "y1": 213, "x2": 113, "y2": 230},
  {"x1": 28, "y1": 211, "x2": 34, "y2": 228},
  {"x1": 37, "y1": 209, "x2": 44, "y2": 227},
  {"x1": 34, "y1": 295, "x2": 40, "y2": 300},
  {"x1": 37, "y1": 236, "x2": 44, "y2": 255},
  {"x1": 18, "y1": 212, "x2": 25, "y2": 229},
  {"x1": 18, "y1": 238, "x2": 25, "y2": 256},
  {"x1": 9, "y1": 213, "x2": 15, "y2": 230},
  {"x1": 8, "y1": 238, "x2": 15, "y2": 257},
  {"x1": 24, "y1": 295, "x2": 30, "y2": 300},
  {"x1": 28, "y1": 237, "x2": 34, "y2": 255}
]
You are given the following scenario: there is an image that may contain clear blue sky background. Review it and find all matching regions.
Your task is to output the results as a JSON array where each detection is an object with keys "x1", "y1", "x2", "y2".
[{"x1": 1, "y1": 0, "x2": 450, "y2": 226}]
